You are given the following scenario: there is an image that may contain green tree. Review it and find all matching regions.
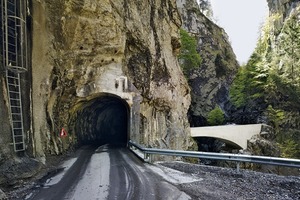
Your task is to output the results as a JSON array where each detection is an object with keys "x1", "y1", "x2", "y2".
[
  {"x1": 178, "y1": 29, "x2": 202, "y2": 75},
  {"x1": 279, "y1": 139, "x2": 299, "y2": 158},
  {"x1": 230, "y1": 52, "x2": 267, "y2": 108},
  {"x1": 265, "y1": 72, "x2": 300, "y2": 111},
  {"x1": 229, "y1": 66, "x2": 247, "y2": 107},
  {"x1": 207, "y1": 107, "x2": 225, "y2": 126},
  {"x1": 278, "y1": 15, "x2": 300, "y2": 80},
  {"x1": 265, "y1": 105, "x2": 285, "y2": 135}
]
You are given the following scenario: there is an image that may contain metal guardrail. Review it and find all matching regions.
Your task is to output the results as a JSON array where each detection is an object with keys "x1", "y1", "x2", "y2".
[{"x1": 128, "y1": 140, "x2": 300, "y2": 172}]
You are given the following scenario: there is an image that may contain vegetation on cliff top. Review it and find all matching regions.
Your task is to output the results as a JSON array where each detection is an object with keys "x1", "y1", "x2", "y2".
[{"x1": 229, "y1": 12, "x2": 300, "y2": 158}]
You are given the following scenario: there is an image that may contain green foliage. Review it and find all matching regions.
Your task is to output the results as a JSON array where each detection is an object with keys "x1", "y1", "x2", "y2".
[
  {"x1": 178, "y1": 29, "x2": 202, "y2": 75},
  {"x1": 277, "y1": 128, "x2": 300, "y2": 159},
  {"x1": 229, "y1": 13, "x2": 300, "y2": 158},
  {"x1": 229, "y1": 52, "x2": 267, "y2": 108},
  {"x1": 229, "y1": 66, "x2": 247, "y2": 107},
  {"x1": 282, "y1": 112, "x2": 300, "y2": 129},
  {"x1": 265, "y1": 72, "x2": 300, "y2": 111},
  {"x1": 264, "y1": 105, "x2": 285, "y2": 135},
  {"x1": 207, "y1": 107, "x2": 225, "y2": 126},
  {"x1": 278, "y1": 15, "x2": 300, "y2": 80},
  {"x1": 279, "y1": 139, "x2": 299, "y2": 158}
]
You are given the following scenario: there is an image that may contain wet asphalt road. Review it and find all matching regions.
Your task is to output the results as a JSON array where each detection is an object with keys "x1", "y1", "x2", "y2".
[{"x1": 26, "y1": 145, "x2": 189, "y2": 200}]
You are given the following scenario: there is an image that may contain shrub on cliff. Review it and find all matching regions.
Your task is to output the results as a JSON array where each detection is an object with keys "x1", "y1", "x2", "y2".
[
  {"x1": 178, "y1": 29, "x2": 202, "y2": 75},
  {"x1": 207, "y1": 107, "x2": 225, "y2": 126}
]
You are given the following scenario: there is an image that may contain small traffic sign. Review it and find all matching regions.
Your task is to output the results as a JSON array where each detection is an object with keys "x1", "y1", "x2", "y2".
[{"x1": 60, "y1": 128, "x2": 67, "y2": 137}]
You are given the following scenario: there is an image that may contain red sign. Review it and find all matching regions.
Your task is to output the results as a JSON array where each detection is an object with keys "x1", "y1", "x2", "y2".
[{"x1": 60, "y1": 128, "x2": 67, "y2": 137}]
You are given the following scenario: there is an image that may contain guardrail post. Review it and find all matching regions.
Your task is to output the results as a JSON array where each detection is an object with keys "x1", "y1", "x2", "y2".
[
  {"x1": 236, "y1": 162, "x2": 240, "y2": 173},
  {"x1": 144, "y1": 153, "x2": 148, "y2": 162},
  {"x1": 143, "y1": 153, "x2": 152, "y2": 163}
]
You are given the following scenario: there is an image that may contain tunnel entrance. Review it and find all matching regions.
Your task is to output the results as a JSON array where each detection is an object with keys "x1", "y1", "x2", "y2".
[{"x1": 74, "y1": 94, "x2": 129, "y2": 146}]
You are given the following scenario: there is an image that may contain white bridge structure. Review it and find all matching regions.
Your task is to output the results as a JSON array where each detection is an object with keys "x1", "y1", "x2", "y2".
[{"x1": 191, "y1": 124, "x2": 264, "y2": 149}]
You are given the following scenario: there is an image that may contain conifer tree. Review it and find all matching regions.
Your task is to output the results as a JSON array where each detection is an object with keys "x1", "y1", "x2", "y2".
[
  {"x1": 278, "y1": 15, "x2": 300, "y2": 81},
  {"x1": 178, "y1": 29, "x2": 202, "y2": 75}
]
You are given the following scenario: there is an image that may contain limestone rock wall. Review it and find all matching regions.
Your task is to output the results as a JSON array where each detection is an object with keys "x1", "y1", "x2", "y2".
[
  {"x1": 31, "y1": 0, "x2": 191, "y2": 158},
  {"x1": 0, "y1": 75, "x2": 12, "y2": 160},
  {"x1": 177, "y1": 0, "x2": 239, "y2": 126}
]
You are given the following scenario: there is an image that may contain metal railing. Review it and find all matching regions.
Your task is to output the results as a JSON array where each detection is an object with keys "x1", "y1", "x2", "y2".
[{"x1": 128, "y1": 140, "x2": 300, "y2": 172}]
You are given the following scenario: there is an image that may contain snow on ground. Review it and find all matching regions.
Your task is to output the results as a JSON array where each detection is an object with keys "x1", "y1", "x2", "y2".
[
  {"x1": 147, "y1": 162, "x2": 202, "y2": 185},
  {"x1": 128, "y1": 147, "x2": 147, "y2": 160}
]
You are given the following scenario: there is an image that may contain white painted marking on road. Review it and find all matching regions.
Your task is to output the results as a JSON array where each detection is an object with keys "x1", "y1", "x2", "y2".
[
  {"x1": 69, "y1": 152, "x2": 110, "y2": 200},
  {"x1": 44, "y1": 157, "x2": 78, "y2": 187}
]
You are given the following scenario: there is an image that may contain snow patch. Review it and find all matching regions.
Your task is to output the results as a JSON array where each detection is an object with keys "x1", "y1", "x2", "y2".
[
  {"x1": 129, "y1": 147, "x2": 146, "y2": 160},
  {"x1": 146, "y1": 164, "x2": 202, "y2": 185}
]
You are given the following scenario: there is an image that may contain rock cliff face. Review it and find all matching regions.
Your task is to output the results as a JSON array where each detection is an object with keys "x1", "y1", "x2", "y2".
[
  {"x1": 0, "y1": 76, "x2": 12, "y2": 159},
  {"x1": 30, "y1": 0, "x2": 192, "y2": 159},
  {"x1": 177, "y1": 0, "x2": 239, "y2": 126}
]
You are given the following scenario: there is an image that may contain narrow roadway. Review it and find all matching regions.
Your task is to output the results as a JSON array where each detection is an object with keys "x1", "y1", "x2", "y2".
[{"x1": 26, "y1": 145, "x2": 190, "y2": 200}]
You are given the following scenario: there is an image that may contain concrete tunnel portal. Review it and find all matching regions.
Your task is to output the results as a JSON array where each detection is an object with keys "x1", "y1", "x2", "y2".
[{"x1": 73, "y1": 94, "x2": 129, "y2": 146}]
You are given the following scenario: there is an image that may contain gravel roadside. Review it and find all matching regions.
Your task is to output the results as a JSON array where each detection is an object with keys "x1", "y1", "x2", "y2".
[{"x1": 159, "y1": 161, "x2": 300, "y2": 200}]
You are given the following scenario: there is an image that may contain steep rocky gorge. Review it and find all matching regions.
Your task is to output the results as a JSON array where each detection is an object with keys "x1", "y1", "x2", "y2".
[
  {"x1": 177, "y1": 0, "x2": 239, "y2": 127},
  {"x1": 0, "y1": 0, "x2": 299, "y2": 194}
]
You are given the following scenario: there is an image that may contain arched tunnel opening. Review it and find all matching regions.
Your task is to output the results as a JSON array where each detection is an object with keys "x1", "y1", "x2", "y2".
[{"x1": 73, "y1": 94, "x2": 129, "y2": 147}]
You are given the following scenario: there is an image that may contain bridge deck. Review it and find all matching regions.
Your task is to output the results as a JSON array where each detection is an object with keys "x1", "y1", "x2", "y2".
[{"x1": 191, "y1": 124, "x2": 263, "y2": 149}]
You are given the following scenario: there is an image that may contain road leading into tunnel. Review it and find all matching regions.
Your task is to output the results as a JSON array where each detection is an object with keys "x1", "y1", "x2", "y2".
[{"x1": 26, "y1": 145, "x2": 191, "y2": 200}]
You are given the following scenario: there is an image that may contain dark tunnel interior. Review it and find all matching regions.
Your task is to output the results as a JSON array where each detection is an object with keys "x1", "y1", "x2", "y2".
[{"x1": 74, "y1": 95, "x2": 129, "y2": 146}]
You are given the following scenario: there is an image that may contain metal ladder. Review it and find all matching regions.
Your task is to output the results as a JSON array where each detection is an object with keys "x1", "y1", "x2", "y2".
[
  {"x1": 1, "y1": 0, "x2": 27, "y2": 151},
  {"x1": 6, "y1": 70, "x2": 25, "y2": 151}
]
